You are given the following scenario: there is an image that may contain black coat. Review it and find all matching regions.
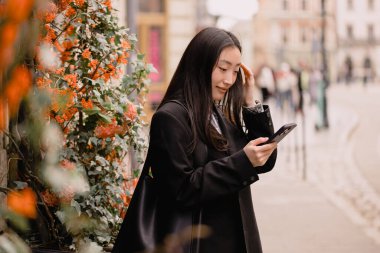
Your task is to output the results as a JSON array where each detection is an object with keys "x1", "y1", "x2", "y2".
[{"x1": 146, "y1": 101, "x2": 277, "y2": 253}]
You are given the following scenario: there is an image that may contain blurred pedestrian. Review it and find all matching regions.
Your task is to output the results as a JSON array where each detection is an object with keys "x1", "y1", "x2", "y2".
[
  {"x1": 275, "y1": 62, "x2": 298, "y2": 121},
  {"x1": 363, "y1": 56, "x2": 372, "y2": 86},
  {"x1": 256, "y1": 64, "x2": 276, "y2": 102},
  {"x1": 113, "y1": 27, "x2": 278, "y2": 253},
  {"x1": 289, "y1": 68, "x2": 300, "y2": 113},
  {"x1": 308, "y1": 68, "x2": 320, "y2": 106},
  {"x1": 297, "y1": 62, "x2": 310, "y2": 114},
  {"x1": 344, "y1": 56, "x2": 353, "y2": 85},
  {"x1": 291, "y1": 67, "x2": 303, "y2": 114},
  {"x1": 309, "y1": 68, "x2": 327, "y2": 130}
]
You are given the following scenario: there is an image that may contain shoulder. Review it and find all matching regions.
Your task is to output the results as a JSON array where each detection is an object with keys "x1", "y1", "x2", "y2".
[
  {"x1": 159, "y1": 100, "x2": 187, "y2": 114},
  {"x1": 152, "y1": 100, "x2": 190, "y2": 127}
]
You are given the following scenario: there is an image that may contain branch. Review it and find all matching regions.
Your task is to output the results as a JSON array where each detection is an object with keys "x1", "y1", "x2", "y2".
[
  {"x1": 89, "y1": 50, "x2": 113, "y2": 80},
  {"x1": 52, "y1": 14, "x2": 79, "y2": 43},
  {"x1": 1, "y1": 130, "x2": 44, "y2": 186},
  {"x1": 0, "y1": 186, "x2": 11, "y2": 194},
  {"x1": 2, "y1": 130, "x2": 63, "y2": 243}
]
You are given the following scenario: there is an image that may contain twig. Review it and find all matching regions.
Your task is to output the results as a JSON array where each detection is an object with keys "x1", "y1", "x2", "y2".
[
  {"x1": 0, "y1": 186, "x2": 11, "y2": 194},
  {"x1": 0, "y1": 130, "x2": 45, "y2": 186}
]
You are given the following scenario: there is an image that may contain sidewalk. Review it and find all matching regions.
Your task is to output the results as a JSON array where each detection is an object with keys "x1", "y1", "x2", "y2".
[
  {"x1": 250, "y1": 87, "x2": 380, "y2": 252},
  {"x1": 252, "y1": 173, "x2": 380, "y2": 253}
]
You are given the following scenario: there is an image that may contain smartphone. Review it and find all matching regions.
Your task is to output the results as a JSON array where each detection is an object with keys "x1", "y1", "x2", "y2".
[{"x1": 261, "y1": 123, "x2": 297, "y2": 145}]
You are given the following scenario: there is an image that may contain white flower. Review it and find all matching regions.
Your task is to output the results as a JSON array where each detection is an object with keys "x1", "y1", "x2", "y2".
[
  {"x1": 77, "y1": 240, "x2": 103, "y2": 253},
  {"x1": 38, "y1": 43, "x2": 61, "y2": 70}
]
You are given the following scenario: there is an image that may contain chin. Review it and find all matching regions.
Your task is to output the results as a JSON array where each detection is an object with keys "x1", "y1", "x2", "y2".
[{"x1": 212, "y1": 94, "x2": 225, "y2": 101}]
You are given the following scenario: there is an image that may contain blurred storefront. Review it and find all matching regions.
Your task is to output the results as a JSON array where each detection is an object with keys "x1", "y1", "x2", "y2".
[
  {"x1": 117, "y1": 0, "x2": 197, "y2": 118},
  {"x1": 136, "y1": 0, "x2": 168, "y2": 112},
  {"x1": 118, "y1": 0, "x2": 261, "y2": 118}
]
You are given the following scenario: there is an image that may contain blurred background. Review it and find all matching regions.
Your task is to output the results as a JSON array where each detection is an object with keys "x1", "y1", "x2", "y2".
[
  {"x1": 112, "y1": 0, "x2": 380, "y2": 252},
  {"x1": 114, "y1": 0, "x2": 379, "y2": 113},
  {"x1": 0, "y1": 0, "x2": 379, "y2": 252}
]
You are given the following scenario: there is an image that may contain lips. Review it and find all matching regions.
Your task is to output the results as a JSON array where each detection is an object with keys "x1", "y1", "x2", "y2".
[{"x1": 217, "y1": 87, "x2": 227, "y2": 93}]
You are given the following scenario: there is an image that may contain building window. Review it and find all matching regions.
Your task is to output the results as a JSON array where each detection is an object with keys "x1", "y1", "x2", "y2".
[
  {"x1": 368, "y1": 0, "x2": 374, "y2": 10},
  {"x1": 368, "y1": 24, "x2": 374, "y2": 41},
  {"x1": 347, "y1": 0, "x2": 353, "y2": 10},
  {"x1": 139, "y1": 0, "x2": 165, "y2": 12},
  {"x1": 283, "y1": 0, "x2": 288, "y2": 10},
  {"x1": 347, "y1": 24, "x2": 354, "y2": 40},
  {"x1": 137, "y1": 0, "x2": 167, "y2": 111},
  {"x1": 301, "y1": 0, "x2": 307, "y2": 10},
  {"x1": 146, "y1": 26, "x2": 164, "y2": 83}
]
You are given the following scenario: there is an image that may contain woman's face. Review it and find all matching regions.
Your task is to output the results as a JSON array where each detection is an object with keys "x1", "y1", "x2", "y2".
[{"x1": 211, "y1": 46, "x2": 241, "y2": 101}]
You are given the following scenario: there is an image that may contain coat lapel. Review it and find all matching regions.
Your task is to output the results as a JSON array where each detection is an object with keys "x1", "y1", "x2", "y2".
[
  {"x1": 213, "y1": 105, "x2": 263, "y2": 253},
  {"x1": 213, "y1": 106, "x2": 234, "y2": 152},
  {"x1": 213, "y1": 105, "x2": 244, "y2": 154}
]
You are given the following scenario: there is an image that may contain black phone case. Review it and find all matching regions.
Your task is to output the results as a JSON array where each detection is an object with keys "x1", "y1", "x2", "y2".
[{"x1": 263, "y1": 123, "x2": 297, "y2": 145}]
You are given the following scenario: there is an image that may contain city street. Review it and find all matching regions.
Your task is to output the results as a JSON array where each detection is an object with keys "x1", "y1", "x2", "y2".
[
  {"x1": 251, "y1": 82, "x2": 380, "y2": 252},
  {"x1": 333, "y1": 84, "x2": 380, "y2": 194}
]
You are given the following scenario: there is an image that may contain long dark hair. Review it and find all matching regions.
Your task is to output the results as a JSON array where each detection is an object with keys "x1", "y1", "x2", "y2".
[{"x1": 159, "y1": 27, "x2": 245, "y2": 152}]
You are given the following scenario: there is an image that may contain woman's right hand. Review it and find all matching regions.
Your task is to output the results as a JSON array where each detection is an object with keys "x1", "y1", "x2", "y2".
[
  {"x1": 243, "y1": 137, "x2": 277, "y2": 167},
  {"x1": 241, "y1": 63, "x2": 256, "y2": 107}
]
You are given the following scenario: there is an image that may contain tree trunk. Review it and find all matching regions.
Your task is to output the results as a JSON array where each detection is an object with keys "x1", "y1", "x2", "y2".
[{"x1": 0, "y1": 131, "x2": 8, "y2": 231}]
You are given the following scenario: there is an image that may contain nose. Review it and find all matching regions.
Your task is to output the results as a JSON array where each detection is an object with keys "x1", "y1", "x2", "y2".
[
  {"x1": 223, "y1": 71, "x2": 235, "y2": 86},
  {"x1": 223, "y1": 80, "x2": 231, "y2": 86}
]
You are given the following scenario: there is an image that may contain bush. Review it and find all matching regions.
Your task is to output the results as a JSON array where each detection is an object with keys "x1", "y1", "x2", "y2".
[{"x1": 1, "y1": 0, "x2": 153, "y2": 251}]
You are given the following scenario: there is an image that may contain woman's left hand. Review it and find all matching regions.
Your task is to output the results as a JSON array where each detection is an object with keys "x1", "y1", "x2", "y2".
[{"x1": 241, "y1": 63, "x2": 256, "y2": 107}]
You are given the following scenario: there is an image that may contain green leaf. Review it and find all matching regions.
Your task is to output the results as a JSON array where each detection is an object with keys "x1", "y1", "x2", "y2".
[
  {"x1": 1, "y1": 209, "x2": 30, "y2": 231},
  {"x1": 95, "y1": 156, "x2": 108, "y2": 166},
  {"x1": 12, "y1": 181, "x2": 28, "y2": 189},
  {"x1": 89, "y1": 137, "x2": 98, "y2": 145},
  {"x1": 102, "y1": 102, "x2": 113, "y2": 110},
  {"x1": 71, "y1": 200, "x2": 82, "y2": 216},
  {"x1": 93, "y1": 90, "x2": 102, "y2": 98},
  {"x1": 83, "y1": 106, "x2": 101, "y2": 116},
  {"x1": 98, "y1": 113, "x2": 112, "y2": 123},
  {"x1": 137, "y1": 53, "x2": 145, "y2": 60}
]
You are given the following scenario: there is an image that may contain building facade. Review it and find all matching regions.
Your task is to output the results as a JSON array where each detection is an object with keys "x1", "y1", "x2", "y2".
[
  {"x1": 116, "y1": 0, "x2": 380, "y2": 116},
  {"x1": 118, "y1": 0, "x2": 197, "y2": 116},
  {"x1": 336, "y1": 0, "x2": 380, "y2": 84},
  {"x1": 252, "y1": 0, "x2": 337, "y2": 80}
]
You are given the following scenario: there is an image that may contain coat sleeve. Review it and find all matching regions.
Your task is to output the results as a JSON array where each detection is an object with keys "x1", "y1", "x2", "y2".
[
  {"x1": 149, "y1": 104, "x2": 259, "y2": 208},
  {"x1": 242, "y1": 105, "x2": 277, "y2": 174}
]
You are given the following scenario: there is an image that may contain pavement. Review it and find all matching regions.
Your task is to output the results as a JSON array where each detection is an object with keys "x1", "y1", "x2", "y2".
[{"x1": 251, "y1": 82, "x2": 380, "y2": 252}]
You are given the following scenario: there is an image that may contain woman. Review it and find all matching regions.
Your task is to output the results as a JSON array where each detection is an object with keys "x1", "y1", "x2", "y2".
[{"x1": 114, "y1": 27, "x2": 277, "y2": 253}]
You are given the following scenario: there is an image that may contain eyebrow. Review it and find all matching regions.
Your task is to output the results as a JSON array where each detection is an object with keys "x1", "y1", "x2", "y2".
[{"x1": 219, "y1": 59, "x2": 241, "y2": 67}]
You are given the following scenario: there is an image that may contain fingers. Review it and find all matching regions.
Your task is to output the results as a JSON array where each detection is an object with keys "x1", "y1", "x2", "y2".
[
  {"x1": 241, "y1": 63, "x2": 253, "y2": 78},
  {"x1": 241, "y1": 63, "x2": 255, "y2": 94},
  {"x1": 254, "y1": 152, "x2": 272, "y2": 166},
  {"x1": 259, "y1": 141, "x2": 277, "y2": 151},
  {"x1": 243, "y1": 139, "x2": 277, "y2": 167},
  {"x1": 250, "y1": 137, "x2": 269, "y2": 146}
]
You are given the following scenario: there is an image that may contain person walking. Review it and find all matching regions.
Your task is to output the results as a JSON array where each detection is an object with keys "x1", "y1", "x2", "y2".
[
  {"x1": 256, "y1": 64, "x2": 276, "y2": 102},
  {"x1": 344, "y1": 56, "x2": 353, "y2": 85},
  {"x1": 363, "y1": 56, "x2": 372, "y2": 86},
  {"x1": 113, "y1": 27, "x2": 278, "y2": 253}
]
